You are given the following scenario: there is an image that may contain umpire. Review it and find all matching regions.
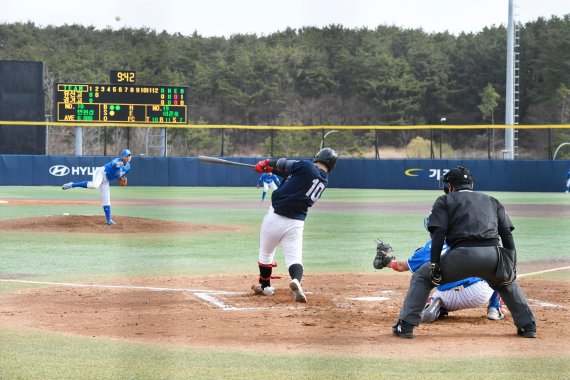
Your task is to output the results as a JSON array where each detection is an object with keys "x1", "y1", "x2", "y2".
[{"x1": 393, "y1": 166, "x2": 536, "y2": 339}]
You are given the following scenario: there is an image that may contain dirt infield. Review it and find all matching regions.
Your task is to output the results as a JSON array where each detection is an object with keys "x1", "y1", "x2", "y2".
[
  {"x1": 0, "y1": 215, "x2": 240, "y2": 234},
  {"x1": 0, "y1": 272, "x2": 568, "y2": 358},
  {"x1": 0, "y1": 211, "x2": 568, "y2": 358}
]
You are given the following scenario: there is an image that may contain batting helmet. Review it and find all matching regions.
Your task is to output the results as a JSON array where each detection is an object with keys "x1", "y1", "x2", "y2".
[
  {"x1": 314, "y1": 147, "x2": 338, "y2": 172},
  {"x1": 442, "y1": 166, "x2": 473, "y2": 185},
  {"x1": 121, "y1": 148, "x2": 132, "y2": 157}
]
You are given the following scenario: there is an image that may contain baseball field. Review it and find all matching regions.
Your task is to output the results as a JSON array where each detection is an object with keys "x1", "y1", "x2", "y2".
[{"x1": 0, "y1": 186, "x2": 568, "y2": 379}]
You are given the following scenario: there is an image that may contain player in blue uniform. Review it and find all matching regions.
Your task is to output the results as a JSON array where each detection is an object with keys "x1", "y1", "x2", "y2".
[
  {"x1": 565, "y1": 168, "x2": 570, "y2": 193},
  {"x1": 252, "y1": 147, "x2": 338, "y2": 303},
  {"x1": 384, "y1": 216, "x2": 504, "y2": 322},
  {"x1": 256, "y1": 171, "x2": 281, "y2": 201},
  {"x1": 62, "y1": 149, "x2": 132, "y2": 225}
]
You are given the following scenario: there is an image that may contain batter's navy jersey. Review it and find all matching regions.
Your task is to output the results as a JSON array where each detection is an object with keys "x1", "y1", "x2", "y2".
[
  {"x1": 407, "y1": 240, "x2": 484, "y2": 291},
  {"x1": 271, "y1": 160, "x2": 328, "y2": 221},
  {"x1": 104, "y1": 158, "x2": 131, "y2": 181}
]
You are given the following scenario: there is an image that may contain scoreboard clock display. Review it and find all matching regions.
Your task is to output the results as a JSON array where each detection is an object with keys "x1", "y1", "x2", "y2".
[
  {"x1": 55, "y1": 83, "x2": 188, "y2": 124},
  {"x1": 110, "y1": 70, "x2": 136, "y2": 84}
]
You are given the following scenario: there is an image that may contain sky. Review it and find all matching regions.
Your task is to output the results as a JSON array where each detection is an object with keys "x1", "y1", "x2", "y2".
[{"x1": 2, "y1": 0, "x2": 569, "y2": 37}]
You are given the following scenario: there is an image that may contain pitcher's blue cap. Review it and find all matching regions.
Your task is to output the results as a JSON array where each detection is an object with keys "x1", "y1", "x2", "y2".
[{"x1": 121, "y1": 149, "x2": 132, "y2": 156}]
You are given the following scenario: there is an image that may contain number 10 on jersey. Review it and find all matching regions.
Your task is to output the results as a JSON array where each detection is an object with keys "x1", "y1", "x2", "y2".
[{"x1": 306, "y1": 179, "x2": 325, "y2": 202}]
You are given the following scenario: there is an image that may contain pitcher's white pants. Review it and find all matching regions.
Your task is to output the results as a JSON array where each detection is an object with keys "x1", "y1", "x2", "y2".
[
  {"x1": 259, "y1": 207, "x2": 304, "y2": 269},
  {"x1": 87, "y1": 167, "x2": 111, "y2": 206},
  {"x1": 432, "y1": 280, "x2": 494, "y2": 311}
]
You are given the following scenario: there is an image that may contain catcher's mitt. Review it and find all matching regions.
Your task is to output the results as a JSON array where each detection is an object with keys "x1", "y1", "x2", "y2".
[
  {"x1": 373, "y1": 240, "x2": 395, "y2": 269},
  {"x1": 118, "y1": 177, "x2": 128, "y2": 186}
]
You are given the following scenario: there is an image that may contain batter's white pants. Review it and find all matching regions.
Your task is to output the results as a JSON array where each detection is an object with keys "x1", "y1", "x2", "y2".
[
  {"x1": 263, "y1": 182, "x2": 278, "y2": 192},
  {"x1": 259, "y1": 207, "x2": 304, "y2": 269},
  {"x1": 87, "y1": 167, "x2": 111, "y2": 206},
  {"x1": 432, "y1": 280, "x2": 494, "y2": 312}
]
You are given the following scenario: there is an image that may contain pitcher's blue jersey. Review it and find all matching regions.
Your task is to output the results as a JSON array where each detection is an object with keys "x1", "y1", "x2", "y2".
[
  {"x1": 407, "y1": 240, "x2": 483, "y2": 291},
  {"x1": 271, "y1": 160, "x2": 328, "y2": 221},
  {"x1": 258, "y1": 173, "x2": 281, "y2": 186},
  {"x1": 104, "y1": 158, "x2": 131, "y2": 181}
]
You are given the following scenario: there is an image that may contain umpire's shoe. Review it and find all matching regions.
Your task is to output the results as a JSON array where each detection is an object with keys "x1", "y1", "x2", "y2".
[
  {"x1": 517, "y1": 321, "x2": 537, "y2": 338},
  {"x1": 392, "y1": 319, "x2": 414, "y2": 339}
]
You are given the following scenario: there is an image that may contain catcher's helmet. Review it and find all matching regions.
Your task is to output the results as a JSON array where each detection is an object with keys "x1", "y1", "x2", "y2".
[
  {"x1": 442, "y1": 166, "x2": 473, "y2": 185},
  {"x1": 314, "y1": 147, "x2": 338, "y2": 172},
  {"x1": 121, "y1": 148, "x2": 132, "y2": 157}
]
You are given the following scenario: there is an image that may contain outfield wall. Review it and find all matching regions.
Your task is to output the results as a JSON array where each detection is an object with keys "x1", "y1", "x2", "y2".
[{"x1": 0, "y1": 155, "x2": 568, "y2": 192}]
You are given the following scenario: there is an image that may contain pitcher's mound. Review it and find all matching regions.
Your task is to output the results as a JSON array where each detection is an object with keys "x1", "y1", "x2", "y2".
[{"x1": 0, "y1": 215, "x2": 239, "y2": 234}]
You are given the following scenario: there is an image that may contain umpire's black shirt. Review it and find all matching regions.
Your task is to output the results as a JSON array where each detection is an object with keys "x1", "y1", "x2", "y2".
[{"x1": 428, "y1": 190, "x2": 514, "y2": 249}]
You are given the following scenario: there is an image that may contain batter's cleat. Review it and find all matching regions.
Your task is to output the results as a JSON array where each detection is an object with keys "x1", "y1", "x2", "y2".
[
  {"x1": 289, "y1": 278, "x2": 307, "y2": 303},
  {"x1": 62, "y1": 182, "x2": 73, "y2": 190},
  {"x1": 252, "y1": 284, "x2": 275, "y2": 296},
  {"x1": 421, "y1": 297, "x2": 445, "y2": 323},
  {"x1": 517, "y1": 322, "x2": 537, "y2": 338},
  {"x1": 106, "y1": 219, "x2": 117, "y2": 225},
  {"x1": 487, "y1": 306, "x2": 506, "y2": 320},
  {"x1": 392, "y1": 319, "x2": 414, "y2": 339}
]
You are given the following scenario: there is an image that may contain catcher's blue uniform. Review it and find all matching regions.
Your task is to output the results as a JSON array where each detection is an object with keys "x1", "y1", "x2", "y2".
[
  {"x1": 407, "y1": 240, "x2": 483, "y2": 291},
  {"x1": 407, "y1": 239, "x2": 501, "y2": 313}
]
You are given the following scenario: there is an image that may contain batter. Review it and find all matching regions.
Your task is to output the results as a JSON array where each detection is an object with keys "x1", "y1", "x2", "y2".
[{"x1": 252, "y1": 147, "x2": 338, "y2": 303}]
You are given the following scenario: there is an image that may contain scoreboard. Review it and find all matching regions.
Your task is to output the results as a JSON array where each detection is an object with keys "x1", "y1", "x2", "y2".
[{"x1": 55, "y1": 83, "x2": 188, "y2": 124}]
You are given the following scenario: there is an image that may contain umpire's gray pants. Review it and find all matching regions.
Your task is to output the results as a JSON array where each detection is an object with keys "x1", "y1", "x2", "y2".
[{"x1": 398, "y1": 246, "x2": 535, "y2": 328}]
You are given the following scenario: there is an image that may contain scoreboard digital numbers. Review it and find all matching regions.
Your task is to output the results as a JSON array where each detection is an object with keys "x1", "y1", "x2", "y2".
[{"x1": 55, "y1": 83, "x2": 188, "y2": 124}]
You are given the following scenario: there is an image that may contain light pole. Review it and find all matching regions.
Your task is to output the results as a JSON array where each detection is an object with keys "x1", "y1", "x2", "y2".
[{"x1": 320, "y1": 130, "x2": 338, "y2": 149}]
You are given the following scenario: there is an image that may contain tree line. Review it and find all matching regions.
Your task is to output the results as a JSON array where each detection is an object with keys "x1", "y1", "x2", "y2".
[{"x1": 0, "y1": 16, "x2": 568, "y2": 158}]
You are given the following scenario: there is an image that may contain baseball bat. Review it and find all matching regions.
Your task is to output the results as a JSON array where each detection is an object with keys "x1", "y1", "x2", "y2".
[{"x1": 198, "y1": 155, "x2": 255, "y2": 168}]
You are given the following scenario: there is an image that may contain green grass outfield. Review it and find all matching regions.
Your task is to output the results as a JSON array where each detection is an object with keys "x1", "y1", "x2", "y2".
[{"x1": 0, "y1": 186, "x2": 569, "y2": 379}]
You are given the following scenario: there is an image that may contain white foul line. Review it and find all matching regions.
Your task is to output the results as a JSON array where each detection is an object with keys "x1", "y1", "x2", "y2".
[
  {"x1": 518, "y1": 265, "x2": 570, "y2": 278},
  {"x1": 0, "y1": 278, "x2": 232, "y2": 294},
  {"x1": 0, "y1": 278, "x2": 304, "y2": 311},
  {"x1": 528, "y1": 298, "x2": 564, "y2": 308},
  {"x1": 192, "y1": 292, "x2": 301, "y2": 311}
]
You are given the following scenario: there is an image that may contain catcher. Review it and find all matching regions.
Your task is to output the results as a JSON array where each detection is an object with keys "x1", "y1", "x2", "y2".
[
  {"x1": 374, "y1": 217, "x2": 504, "y2": 323},
  {"x1": 62, "y1": 148, "x2": 132, "y2": 225}
]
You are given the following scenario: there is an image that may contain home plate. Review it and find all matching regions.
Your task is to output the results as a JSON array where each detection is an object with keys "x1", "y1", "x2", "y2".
[{"x1": 348, "y1": 296, "x2": 390, "y2": 301}]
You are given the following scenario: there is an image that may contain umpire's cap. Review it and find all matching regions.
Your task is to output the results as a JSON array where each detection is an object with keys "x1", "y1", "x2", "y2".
[
  {"x1": 442, "y1": 166, "x2": 473, "y2": 185},
  {"x1": 314, "y1": 147, "x2": 338, "y2": 172},
  {"x1": 121, "y1": 148, "x2": 132, "y2": 157}
]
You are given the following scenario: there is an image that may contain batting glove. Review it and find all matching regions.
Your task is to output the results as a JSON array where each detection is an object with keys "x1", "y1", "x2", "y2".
[{"x1": 254, "y1": 159, "x2": 273, "y2": 173}]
